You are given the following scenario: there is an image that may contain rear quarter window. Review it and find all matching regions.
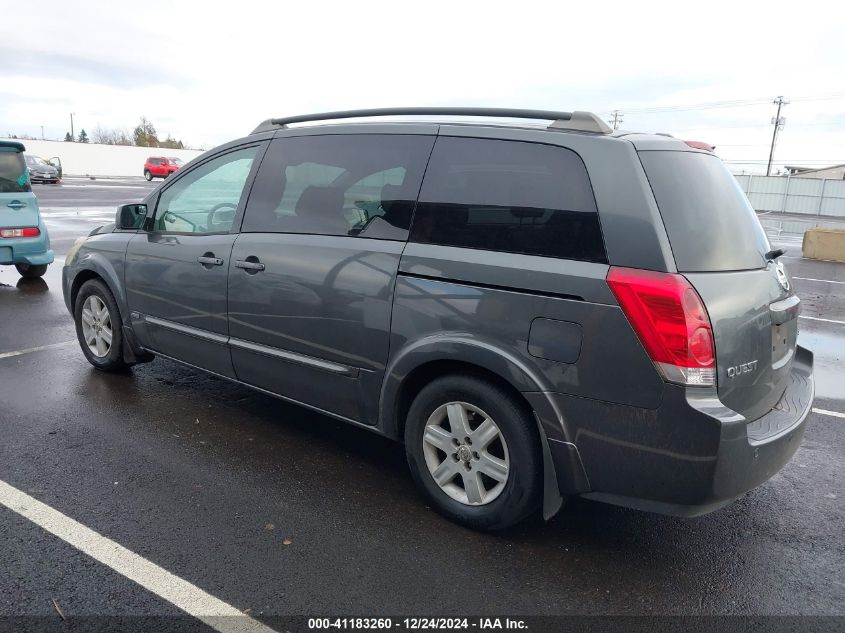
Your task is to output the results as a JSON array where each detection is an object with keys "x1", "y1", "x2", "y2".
[
  {"x1": 639, "y1": 150, "x2": 770, "y2": 272},
  {"x1": 410, "y1": 137, "x2": 606, "y2": 263}
]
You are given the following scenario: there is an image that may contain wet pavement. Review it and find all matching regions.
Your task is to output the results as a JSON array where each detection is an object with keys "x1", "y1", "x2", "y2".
[{"x1": 0, "y1": 180, "x2": 843, "y2": 623}]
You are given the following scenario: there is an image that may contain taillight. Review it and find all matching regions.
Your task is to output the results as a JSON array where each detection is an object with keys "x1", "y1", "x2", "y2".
[
  {"x1": 607, "y1": 267, "x2": 716, "y2": 387},
  {"x1": 0, "y1": 227, "x2": 40, "y2": 238}
]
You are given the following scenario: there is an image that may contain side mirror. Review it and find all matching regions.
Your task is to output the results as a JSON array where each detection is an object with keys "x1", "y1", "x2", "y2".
[{"x1": 117, "y1": 203, "x2": 147, "y2": 230}]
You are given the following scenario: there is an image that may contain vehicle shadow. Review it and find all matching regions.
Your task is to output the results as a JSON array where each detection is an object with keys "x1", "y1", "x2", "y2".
[
  {"x1": 118, "y1": 356, "x2": 773, "y2": 549},
  {"x1": 15, "y1": 277, "x2": 49, "y2": 294}
]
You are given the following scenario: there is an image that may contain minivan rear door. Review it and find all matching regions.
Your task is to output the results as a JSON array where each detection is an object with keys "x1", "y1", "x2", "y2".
[
  {"x1": 0, "y1": 144, "x2": 40, "y2": 232},
  {"x1": 639, "y1": 150, "x2": 797, "y2": 421}
]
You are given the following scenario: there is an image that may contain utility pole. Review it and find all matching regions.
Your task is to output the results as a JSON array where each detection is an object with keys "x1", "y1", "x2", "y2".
[
  {"x1": 40, "y1": 126, "x2": 44, "y2": 140},
  {"x1": 70, "y1": 113, "x2": 75, "y2": 142},
  {"x1": 608, "y1": 110, "x2": 624, "y2": 130},
  {"x1": 767, "y1": 96, "x2": 788, "y2": 176}
]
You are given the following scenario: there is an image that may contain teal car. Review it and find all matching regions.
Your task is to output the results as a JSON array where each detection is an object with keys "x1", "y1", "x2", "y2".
[{"x1": 0, "y1": 141, "x2": 53, "y2": 278}]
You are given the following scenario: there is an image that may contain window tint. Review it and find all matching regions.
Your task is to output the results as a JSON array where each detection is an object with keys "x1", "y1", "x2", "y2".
[
  {"x1": 639, "y1": 151, "x2": 769, "y2": 272},
  {"x1": 154, "y1": 146, "x2": 259, "y2": 234},
  {"x1": 410, "y1": 137, "x2": 606, "y2": 263},
  {"x1": 0, "y1": 150, "x2": 30, "y2": 193},
  {"x1": 242, "y1": 134, "x2": 435, "y2": 240}
]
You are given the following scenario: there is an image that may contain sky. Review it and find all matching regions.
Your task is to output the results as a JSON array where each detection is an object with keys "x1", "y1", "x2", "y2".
[{"x1": 2, "y1": 0, "x2": 844, "y2": 174}]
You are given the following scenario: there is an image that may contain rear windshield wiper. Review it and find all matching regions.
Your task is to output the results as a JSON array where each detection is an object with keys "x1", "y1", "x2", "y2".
[{"x1": 765, "y1": 248, "x2": 786, "y2": 261}]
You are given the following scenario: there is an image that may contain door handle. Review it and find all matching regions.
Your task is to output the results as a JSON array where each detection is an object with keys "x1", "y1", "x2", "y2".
[
  {"x1": 197, "y1": 255, "x2": 223, "y2": 266},
  {"x1": 234, "y1": 258, "x2": 265, "y2": 272},
  {"x1": 6, "y1": 200, "x2": 26, "y2": 210}
]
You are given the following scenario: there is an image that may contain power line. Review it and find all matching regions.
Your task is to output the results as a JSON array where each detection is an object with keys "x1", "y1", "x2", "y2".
[
  {"x1": 607, "y1": 110, "x2": 623, "y2": 130},
  {"x1": 607, "y1": 92, "x2": 845, "y2": 115},
  {"x1": 724, "y1": 160, "x2": 845, "y2": 164}
]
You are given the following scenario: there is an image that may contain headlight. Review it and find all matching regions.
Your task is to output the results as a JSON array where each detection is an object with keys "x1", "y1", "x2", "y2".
[{"x1": 65, "y1": 237, "x2": 87, "y2": 266}]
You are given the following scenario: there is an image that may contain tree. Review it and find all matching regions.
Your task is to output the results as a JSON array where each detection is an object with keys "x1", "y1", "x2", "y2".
[
  {"x1": 64, "y1": 132, "x2": 73, "y2": 142},
  {"x1": 92, "y1": 125, "x2": 112, "y2": 144},
  {"x1": 78, "y1": 129, "x2": 89, "y2": 143},
  {"x1": 92, "y1": 125, "x2": 124, "y2": 145},
  {"x1": 133, "y1": 116, "x2": 159, "y2": 147},
  {"x1": 160, "y1": 134, "x2": 185, "y2": 150}
]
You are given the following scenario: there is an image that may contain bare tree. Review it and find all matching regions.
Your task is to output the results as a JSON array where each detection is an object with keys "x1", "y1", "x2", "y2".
[{"x1": 91, "y1": 125, "x2": 136, "y2": 146}]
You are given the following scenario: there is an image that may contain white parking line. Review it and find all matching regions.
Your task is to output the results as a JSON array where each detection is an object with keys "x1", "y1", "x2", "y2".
[
  {"x1": 0, "y1": 480, "x2": 277, "y2": 633},
  {"x1": 0, "y1": 340, "x2": 75, "y2": 360},
  {"x1": 813, "y1": 408, "x2": 845, "y2": 419},
  {"x1": 799, "y1": 316, "x2": 845, "y2": 325},
  {"x1": 782, "y1": 255, "x2": 845, "y2": 263},
  {"x1": 793, "y1": 277, "x2": 845, "y2": 285}
]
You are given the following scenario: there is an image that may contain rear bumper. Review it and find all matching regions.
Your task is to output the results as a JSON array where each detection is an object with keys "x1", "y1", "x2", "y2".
[
  {"x1": 546, "y1": 345, "x2": 814, "y2": 516},
  {"x1": 0, "y1": 235, "x2": 54, "y2": 266}
]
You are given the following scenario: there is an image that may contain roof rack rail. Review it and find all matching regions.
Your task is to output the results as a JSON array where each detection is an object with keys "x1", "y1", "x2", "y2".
[{"x1": 250, "y1": 108, "x2": 612, "y2": 135}]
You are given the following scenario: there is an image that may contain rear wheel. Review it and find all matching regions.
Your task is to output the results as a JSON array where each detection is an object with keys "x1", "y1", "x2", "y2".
[
  {"x1": 74, "y1": 279, "x2": 131, "y2": 372},
  {"x1": 144, "y1": 170, "x2": 152, "y2": 181},
  {"x1": 404, "y1": 374, "x2": 542, "y2": 531},
  {"x1": 15, "y1": 263, "x2": 48, "y2": 278}
]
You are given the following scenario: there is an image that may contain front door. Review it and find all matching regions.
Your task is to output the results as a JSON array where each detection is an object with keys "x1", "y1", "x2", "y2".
[
  {"x1": 47, "y1": 157, "x2": 62, "y2": 179},
  {"x1": 125, "y1": 144, "x2": 262, "y2": 376},
  {"x1": 226, "y1": 132, "x2": 436, "y2": 423}
]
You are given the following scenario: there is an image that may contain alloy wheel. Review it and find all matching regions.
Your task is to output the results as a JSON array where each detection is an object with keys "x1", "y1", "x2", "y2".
[
  {"x1": 422, "y1": 401, "x2": 510, "y2": 506},
  {"x1": 80, "y1": 295, "x2": 113, "y2": 358}
]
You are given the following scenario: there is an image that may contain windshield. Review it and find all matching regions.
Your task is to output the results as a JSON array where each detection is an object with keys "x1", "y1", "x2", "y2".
[
  {"x1": 0, "y1": 151, "x2": 31, "y2": 193},
  {"x1": 25, "y1": 155, "x2": 48, "y2": 166},
  {"x1": 639, "y1": 150, "x2": 770, "y2": 272},
  {"x1": 168, "y1": 158, "x2": 184, "y2": 166}
]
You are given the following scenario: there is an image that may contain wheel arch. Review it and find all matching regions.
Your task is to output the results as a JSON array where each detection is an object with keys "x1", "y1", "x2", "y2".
[
  {"x1": 379, "y1": 337, "x2": 579, "y2": 520},
  {"x1": 68, "y1": 256, "x2": 150, "y2": 365},
  {"x1": 69, "y1": 256, "x2": 126, "y2": 316}
]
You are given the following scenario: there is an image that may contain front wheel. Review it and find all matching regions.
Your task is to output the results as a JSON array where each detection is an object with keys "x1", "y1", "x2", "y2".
[
  {"x1": 405, "y1": 374, "x2": 542, "y2": 531},
  {"x1": 74, "y1": 279, "x2": 131, "y2": 372},
  {"x1": 144, "y1": 170, "x2": 153, "y2": 181},
  {"x1": 15, "y1": 263, "x2": 48, "y2": 278}
]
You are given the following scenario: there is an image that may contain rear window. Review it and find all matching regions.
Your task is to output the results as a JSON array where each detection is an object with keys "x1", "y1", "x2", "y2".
[
  {"x1": 410, "y1": 137, "x2": 607, "y2": 263},
  {"x1": 639, "y1": 151, "x2": 770, "y2": 272},
  {"x1": 0, "y1": 150, "x2": 30, "y2": 193}
]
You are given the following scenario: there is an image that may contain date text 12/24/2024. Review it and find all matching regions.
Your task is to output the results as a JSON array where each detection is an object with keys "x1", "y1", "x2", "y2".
[{"x1": 307, "y1": 618, "x2": 528, "y2": 630}]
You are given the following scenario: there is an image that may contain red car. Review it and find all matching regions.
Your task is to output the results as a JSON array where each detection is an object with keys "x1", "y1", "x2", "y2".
[{"x1": 143, "y1": 156, "x2": 184, "y2": 181}]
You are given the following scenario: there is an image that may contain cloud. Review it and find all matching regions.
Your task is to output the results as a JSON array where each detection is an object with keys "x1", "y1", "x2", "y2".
[
  {"x1": 0, "y1": 47, "x2": 191, "y2": 89},
  {"x1": 2, "y1": 0, "x2": 844, "y2": 170}
]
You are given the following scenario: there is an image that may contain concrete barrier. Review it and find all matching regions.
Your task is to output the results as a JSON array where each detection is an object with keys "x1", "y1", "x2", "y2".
[
  {"x1": 802, "y1": 228, "x2": 845, "y2": 263},
  {"x1": 2, "y1": 138, "x2": 204, "y2": 178}
]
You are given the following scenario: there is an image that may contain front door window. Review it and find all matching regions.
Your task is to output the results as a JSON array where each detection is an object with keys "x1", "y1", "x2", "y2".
[{"x1": 154, "y1": 146, "x2": 259, "y2": 234}]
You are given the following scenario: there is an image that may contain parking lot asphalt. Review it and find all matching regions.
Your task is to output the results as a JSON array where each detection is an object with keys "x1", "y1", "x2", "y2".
[{"x1": 0, "y1": 180, "x2": 843, "y2": 625}]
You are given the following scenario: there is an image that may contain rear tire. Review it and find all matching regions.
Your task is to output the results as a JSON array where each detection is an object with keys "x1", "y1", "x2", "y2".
[
  {"x1": 144, "y1": 170, "x2": 152, "y2": 181},
  {"x1": 74, "y1": 279, "x2": 132, "y2": 372},
  {"x1": 15, "y1": 263, "x2": 48, "y2": 278},
  {"x1": 404, "y1": 374, "x2": 542, "y2": 531}
]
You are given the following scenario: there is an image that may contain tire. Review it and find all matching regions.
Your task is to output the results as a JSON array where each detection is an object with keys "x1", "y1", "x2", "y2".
[
  {"x1": 15, "y1": 263, "x2": 48, "y2": 278},
  {"x1": 74, "y1": 279, "x2": 131, "y2": 372},
  {"x1": 144, "y1": 170, "x2": 153, "y2": 181},
  {"x1": 404, "y1": 374, "x2": 542, "y2": 531}
]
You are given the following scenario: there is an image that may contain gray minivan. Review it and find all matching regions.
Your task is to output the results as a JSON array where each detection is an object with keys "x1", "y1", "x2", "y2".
[{"x1": 62, "y1": 108, "x2": 813, "y2": 530}]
